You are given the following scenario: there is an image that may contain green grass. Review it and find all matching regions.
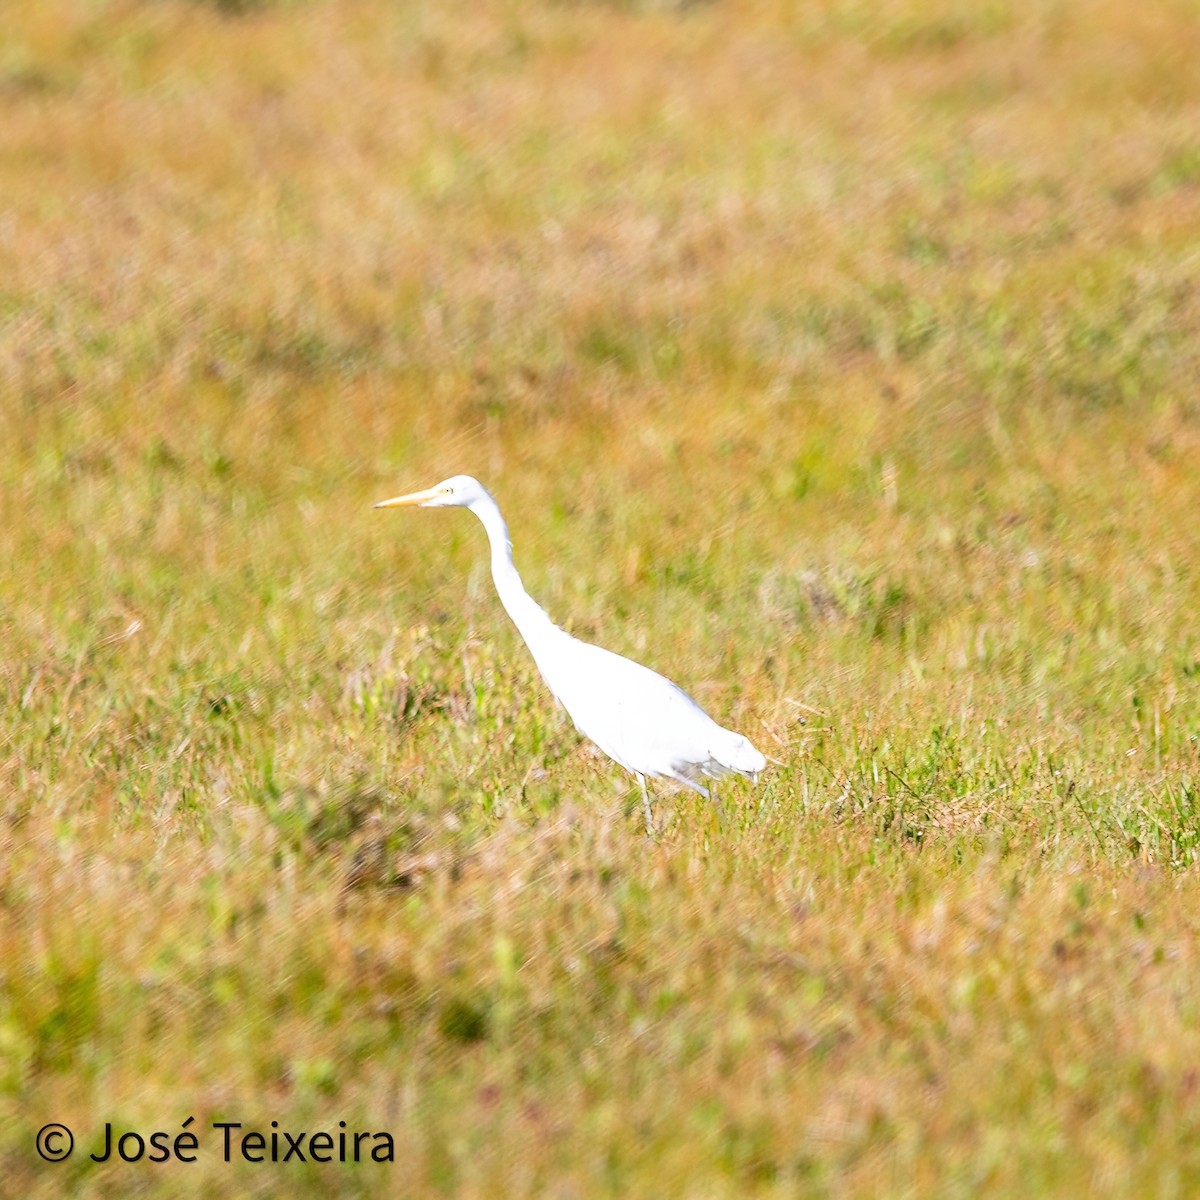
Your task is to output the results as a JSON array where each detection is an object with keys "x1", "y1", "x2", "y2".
[{"x1": 2, "y1": 0, "x2": 1200, "y2": 1194}]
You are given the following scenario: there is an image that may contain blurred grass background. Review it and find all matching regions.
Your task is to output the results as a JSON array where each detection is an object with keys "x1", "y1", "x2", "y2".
[{"x1": 2, "y1": 0, "x2": 1199, "y2": 1194}]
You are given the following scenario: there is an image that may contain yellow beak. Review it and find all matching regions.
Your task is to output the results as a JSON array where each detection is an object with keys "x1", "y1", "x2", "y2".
[{"x1": 373, "y1": 486, "x2": 442, "y2": 509}]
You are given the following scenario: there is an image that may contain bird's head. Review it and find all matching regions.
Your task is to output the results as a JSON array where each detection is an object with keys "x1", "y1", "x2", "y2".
[{"x1": 374, "y1": 474, "x2": 490, "y2": 511}]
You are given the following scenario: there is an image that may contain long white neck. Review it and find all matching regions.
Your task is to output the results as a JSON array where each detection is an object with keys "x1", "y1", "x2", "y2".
[{"x1": 467, "y1": 492, "x2": 569, "y2": 664}]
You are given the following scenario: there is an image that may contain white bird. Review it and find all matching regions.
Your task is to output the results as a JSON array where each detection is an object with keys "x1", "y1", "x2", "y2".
[{"x1": 374, "y1": 475, "x2": 766, "y2": 830}]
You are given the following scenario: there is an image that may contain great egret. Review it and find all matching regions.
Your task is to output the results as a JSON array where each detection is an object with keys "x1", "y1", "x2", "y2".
[{"x1": 375, "y1": 475, "x2": 766, "y2": 829}]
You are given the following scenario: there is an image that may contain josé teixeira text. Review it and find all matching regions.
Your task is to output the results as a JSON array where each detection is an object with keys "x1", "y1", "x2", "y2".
[{"x1": 41, "y1": 1117, "x2": 396, "y2": 1164}]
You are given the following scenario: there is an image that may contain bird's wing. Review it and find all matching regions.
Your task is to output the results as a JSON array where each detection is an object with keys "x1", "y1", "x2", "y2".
[{"x1": 542, "y1": 639, "x2": 737, "y2": 788}]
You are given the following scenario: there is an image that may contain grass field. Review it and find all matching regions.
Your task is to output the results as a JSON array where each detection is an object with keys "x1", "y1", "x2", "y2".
[{"x1": 2, "y1": 0, "x2": 1200, "y2": 1194}]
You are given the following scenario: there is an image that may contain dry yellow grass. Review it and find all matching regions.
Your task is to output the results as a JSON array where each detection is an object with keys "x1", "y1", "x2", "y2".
[{"x1": 2, "y1": 0, "x2": 1200, "y2": 1195}]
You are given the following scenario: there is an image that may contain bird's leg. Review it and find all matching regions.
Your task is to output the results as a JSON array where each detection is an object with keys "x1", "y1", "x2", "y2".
[
  {"x1": 637, "y1": 773, "x2": 655, "y2": 835},
  {"x1": 708, "y1": 784, "x2": 727, "y2": 829}
]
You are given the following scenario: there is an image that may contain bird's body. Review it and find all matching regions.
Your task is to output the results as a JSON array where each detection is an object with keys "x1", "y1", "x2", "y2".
[
  {"x1": 527, "y1": 633, "x2": 764, "y2": 794},
  {"x1": 375, "y1": 475, "x2": 765, "y2": 826}
]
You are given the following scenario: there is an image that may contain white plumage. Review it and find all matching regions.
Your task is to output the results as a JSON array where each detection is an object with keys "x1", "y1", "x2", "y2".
[{"x1": 375, "y1": 475, "x2": 766, "y2": 828}]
